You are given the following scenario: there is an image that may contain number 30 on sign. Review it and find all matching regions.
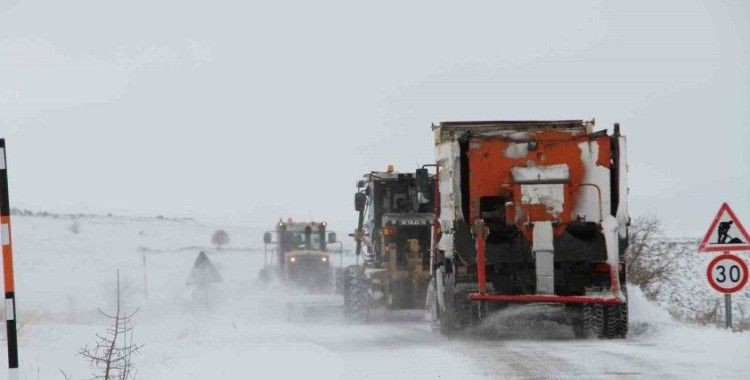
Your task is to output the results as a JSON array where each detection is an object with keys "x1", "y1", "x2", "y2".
[{"x1": 706, "y1": 254, "x2": 749, "y2": 294}]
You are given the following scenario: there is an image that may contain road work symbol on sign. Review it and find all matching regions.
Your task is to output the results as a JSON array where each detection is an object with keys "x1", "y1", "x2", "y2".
[
  {"x1": 699, "y1": 203, "x2": 750, "y2": 252},
  {"x1": 706, "y1": 254, "x2": 748, "y2": 294}
]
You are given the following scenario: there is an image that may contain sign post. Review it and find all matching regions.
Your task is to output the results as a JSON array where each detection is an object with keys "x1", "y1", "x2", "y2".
[
  {"x1": 699, "y1": 203, "x2": 750, "y2": 331},
  {"x1": 0, "y1": 140, "x2": 19, "y2": 379},
  {"x1": 725, "y1": 294, "x2": 732, "y2": 329},
  {"x1": 705, "y1": 253, "x2": 748, "y2": 329}
]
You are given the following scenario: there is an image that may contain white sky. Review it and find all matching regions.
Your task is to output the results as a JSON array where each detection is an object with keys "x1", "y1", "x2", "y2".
[{"x1": 0, "y1": 0, "x2": 748, "y2": 237}]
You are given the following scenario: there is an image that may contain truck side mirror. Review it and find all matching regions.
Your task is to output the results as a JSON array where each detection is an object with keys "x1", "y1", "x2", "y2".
[
  {"x1": 355, "y1": 192, "x2": 366, "y2": 212},
  {"x1": 328, "y1": 231, "x2": 337, "y2": 244},
  {"x1": 263, "y1": 232, "x2": 272, "y2": 244},
  {"x1": 415, "y1": 168, "x2": 430, "y2": 198}
]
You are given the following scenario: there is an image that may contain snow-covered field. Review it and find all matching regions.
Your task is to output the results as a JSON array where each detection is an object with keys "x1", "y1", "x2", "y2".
[{"x1": 1, "y1": 214, "x2": 749, "y2": 379}]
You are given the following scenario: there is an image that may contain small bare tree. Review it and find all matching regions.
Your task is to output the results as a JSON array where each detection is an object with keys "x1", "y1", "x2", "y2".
[
  {"x1": 211, "y1": 229, "x2": 230, "y2": 250},
  {"x1": 625, "y1": 215, "x2": 686, "y2": 299},
  {"x1": 79, "y1": 270, "x2": 143, "y2": 380}
]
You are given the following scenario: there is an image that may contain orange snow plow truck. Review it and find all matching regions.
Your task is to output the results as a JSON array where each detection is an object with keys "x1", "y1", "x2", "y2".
[{"x1": 424, "y1": 120, "x2": 629, "y2": 338}]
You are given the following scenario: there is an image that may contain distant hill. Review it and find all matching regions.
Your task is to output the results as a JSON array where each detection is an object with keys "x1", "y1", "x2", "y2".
[{"x1": 10, "y1": 208, "x2": 195, "y2": 223}]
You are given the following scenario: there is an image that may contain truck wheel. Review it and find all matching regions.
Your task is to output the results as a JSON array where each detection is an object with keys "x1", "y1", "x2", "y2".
[
  {"x1": 439, "y1": 273, "x2": 475, "y2": 336},
  {"x1": 570, "y1": 305, "x2": 586, "y2": 338},
  {"x1": 603, "y1": 301, "x2": 628, "y2": 339},
  {"x1": 426, "y1": 278, "x2": 440, "y2": 330},
  {"x1": 439, "y1": 276, "x2": 459, "y2": 336},
  {"x1": 344, "y1": 265, "x2": 369, "y2": 322},
  {"x1": 582, "y1": 303, "x2": 606, "y2": 338},
  {"x1": 572, "y1": 321, "x2": 586, "y2": 338},
  {"x1": 604, "y1": 288, "x2": 628, "y2": 339},
  {"x1": 581, "y1": 288, "x2": 628, "y2": 339}
]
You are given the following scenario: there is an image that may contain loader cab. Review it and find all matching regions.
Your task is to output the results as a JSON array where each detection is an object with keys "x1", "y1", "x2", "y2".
[
  {"x1": 266, "y1": 219, "x2": 332, "y2": 290},
  {"x1": 276, "y1": 220, "x2": 327, "y2": 256}
]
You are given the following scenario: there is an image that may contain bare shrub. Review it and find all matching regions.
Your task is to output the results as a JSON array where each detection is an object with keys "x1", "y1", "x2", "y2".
[
  {"x1": 211, "y1": 229, "x2": 230, "y2": 250},
  {"x1": 68, "y1": 220, "x2": 81, "y2": 234},
  {"x1": 79, "y1": 270, "x2": 143, "y2": 380},
  {"x1": 625, "y1": 215, "x2": 686, "y2": 299}
]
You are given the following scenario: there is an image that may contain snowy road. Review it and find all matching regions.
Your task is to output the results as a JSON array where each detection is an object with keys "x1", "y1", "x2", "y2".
[
  {"x1": 456, "y1": 332, "x2": 747, "y2": 379},
  {"x1": 2, "y1": 215, "x2": 749, "y2": 379},
  {"x1": 446, "y1": 286, "x2": 750, "y2": 379}
]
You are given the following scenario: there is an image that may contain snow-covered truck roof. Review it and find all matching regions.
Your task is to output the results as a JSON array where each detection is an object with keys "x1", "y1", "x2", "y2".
[
  {"x1": 432, "y1": 119, "x2": 595, "y2": 143},
  {"x1": 357, "y1": 169, "x2": 434, "y2": 188},
  {"x1": 277, "y1": 218, "x2": 326, "y2": 231}
]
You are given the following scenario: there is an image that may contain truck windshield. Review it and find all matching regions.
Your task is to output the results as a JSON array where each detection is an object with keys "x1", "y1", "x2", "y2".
[
  {"x1": 381, "y1": 181, "x2": 433, "y2": 214},
  {"x1": 281, "y1": 231, "x2": 323, "y2": 252}
]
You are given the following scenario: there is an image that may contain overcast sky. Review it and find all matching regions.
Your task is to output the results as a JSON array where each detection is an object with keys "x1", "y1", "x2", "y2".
[{"x1": 0, "y1": 0, "x2": 748, "y2": 237}]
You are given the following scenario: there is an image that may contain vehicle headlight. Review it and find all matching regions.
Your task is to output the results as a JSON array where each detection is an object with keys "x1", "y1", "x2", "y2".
[
  {"x1": 321, "y1": 257, "x2": 328, "y2": 262},
  {"x1": 289, "y1": 257, "x2": 296, "y2": 263}
]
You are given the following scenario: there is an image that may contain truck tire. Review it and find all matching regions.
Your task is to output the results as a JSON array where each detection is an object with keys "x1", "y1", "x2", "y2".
[
  {"x1": 439, "y1": 274, "x2": 458, "y2": 336},
  {"x1": 438, "y1": 272, "x2": 473, "y2": 337},
  {"x1": 344, "y1": 265, "x2": 369, "y2": 322},
  {"x1": 582, "y1": 303, "x2": 606, "y2": 338},
  {"x1": 580, "y1": 288, "x2": 628, "y2": 339},
  {"x1": 570, "y1": 305, "x2": 586, "y2": 338},
  {"x1": 603, "y1": 301, "x2": 628, "y2": 339},
  {"x1": 604, "y1": 288, "x2": 628, "y2": 339}
]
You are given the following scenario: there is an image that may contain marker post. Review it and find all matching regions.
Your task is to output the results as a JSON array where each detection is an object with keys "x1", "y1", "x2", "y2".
[{"x1": 0, "y1": 140, "x2": 19, "y2": 379}]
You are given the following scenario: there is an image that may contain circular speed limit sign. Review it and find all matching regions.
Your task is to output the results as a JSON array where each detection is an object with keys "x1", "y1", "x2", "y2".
[{"x1": 706, "y1": 254, "x2": 749, "y2": 293}]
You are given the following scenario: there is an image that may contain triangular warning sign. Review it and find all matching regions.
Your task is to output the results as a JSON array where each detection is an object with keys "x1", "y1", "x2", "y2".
[{"x1": 699, "y1": 202, "x2": 750, "y2": 252}]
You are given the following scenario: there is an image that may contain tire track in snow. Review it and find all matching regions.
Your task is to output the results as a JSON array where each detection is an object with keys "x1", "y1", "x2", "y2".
[
  {"x1": 457, "y1": 340, "x2": 577, "y2": 379},
  {"x1": 455, "y1": 337, "x2": 692, "y2": 379}
]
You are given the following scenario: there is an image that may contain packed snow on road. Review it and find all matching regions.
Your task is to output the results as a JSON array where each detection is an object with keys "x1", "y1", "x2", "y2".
[{"x1": 0, "y1": 214, "x2": 747, "y2": 379}]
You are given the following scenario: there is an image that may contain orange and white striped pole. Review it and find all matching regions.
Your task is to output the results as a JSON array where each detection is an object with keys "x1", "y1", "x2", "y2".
[{"x1": 0, "y1": 139, "x2": 19, "y2": 379}]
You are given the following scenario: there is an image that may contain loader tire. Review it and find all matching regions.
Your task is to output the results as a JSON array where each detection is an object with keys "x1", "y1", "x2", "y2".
[
  {"x1": 257, "y1": 267, "x2": 271, "y2": 287},
  {"x1": 334, "y1": 268, "x2": 346, "y2": 295},
  {"x1": 342, "y1": 268, "x2": 352, "y2": 307},
  {"x1": 344, "y1": 265, "x2": 369, "y2": 322}
]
